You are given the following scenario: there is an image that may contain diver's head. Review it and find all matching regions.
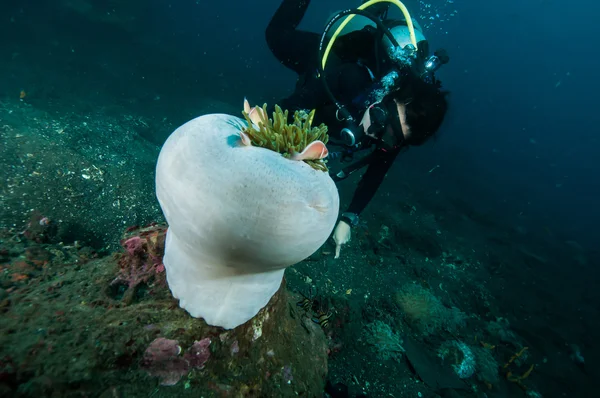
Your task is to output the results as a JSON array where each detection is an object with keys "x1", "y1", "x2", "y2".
[
  {"x1": 397, "y1": 77, "x2": 449, "y2": 146},
  {"x1": 357, "y1": 76, "x2": 449, "y2": 148}
]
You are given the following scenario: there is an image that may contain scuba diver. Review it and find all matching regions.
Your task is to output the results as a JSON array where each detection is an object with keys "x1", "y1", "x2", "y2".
[{"x1": 266, "y1": 0, "x2": 450, "y2": 259}]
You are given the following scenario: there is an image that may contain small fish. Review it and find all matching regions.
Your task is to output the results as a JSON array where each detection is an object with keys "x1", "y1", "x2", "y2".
[
  {"x1": 290, "y1": 140, "x2": 329, "y2": 161},
  {"x1": 296, "y1": 297, "x2": 312, "y2": 312},
  {"x1": 243, "y1": 97, "x2": 266, "y2": 127},
  {"x1": 239, "y1": 130, "x2": 252, "y2": 146},
  {"x1": 312, "y1": 311, "x2": 333, "y2": 328}
]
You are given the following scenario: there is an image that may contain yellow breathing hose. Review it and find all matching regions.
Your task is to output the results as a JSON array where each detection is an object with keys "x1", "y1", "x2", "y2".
[{"x1": 321, "y1": 0, "x2": 418, "y2": 71}]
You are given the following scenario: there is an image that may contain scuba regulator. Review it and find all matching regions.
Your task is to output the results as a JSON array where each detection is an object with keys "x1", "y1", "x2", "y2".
[{"x1": 318, "y1": 5, "x2": 402, "y2": 149}]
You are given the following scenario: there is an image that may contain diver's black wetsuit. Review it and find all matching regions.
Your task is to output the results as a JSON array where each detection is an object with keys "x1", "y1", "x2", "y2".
[{"x1": 266, "y1": 0, "x2": 402, "y2": 217}]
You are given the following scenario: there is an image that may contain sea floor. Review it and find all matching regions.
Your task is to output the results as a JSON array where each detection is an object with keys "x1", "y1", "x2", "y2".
[{"x1": 0, "y1": 96, "x2": 597, "y2": 398}]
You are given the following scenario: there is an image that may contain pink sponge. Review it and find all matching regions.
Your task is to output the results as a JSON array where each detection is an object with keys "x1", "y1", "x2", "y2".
[{"x1": 141, "y1": 337, "x2": 212, "y2": 386}]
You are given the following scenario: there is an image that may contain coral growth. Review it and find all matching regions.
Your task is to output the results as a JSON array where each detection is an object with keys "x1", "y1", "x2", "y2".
[
  {"x1": 395, "y1": 283, "x2": 466, "y2": 335},
  {"x1": 110, "y1": 223, "x2": 167, "y2": 304},
  {"x1": 438, "y1": 340, "x2": 476, "y2": 379},
  {"x1": 141, "y1": 338, "x2": 187, "y2": 386},
  {"x1": 185, "y1": 338, "x2": 212, "y2": 369},
  {"x1": 141, "y1": 337, "x2": 211, "y2": 386},
  {"x1": 241, "y1": 101, "x2": 329, "y2": 171},
  {"x1": 20, "y1": 210, "x2": 56, "y2": 243},
  {"x1": 363, "y1": 320, "x2": 405, "y2": 361}
]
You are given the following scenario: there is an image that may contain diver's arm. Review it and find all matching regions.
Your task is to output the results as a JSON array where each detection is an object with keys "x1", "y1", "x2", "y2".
[
  {"x1": 333, "y1": 147, "x2": 398, "y2": 258},
  {"x1": 345, "y1": 148, "x2": 399, "y2": 217},
  {"x1": 333, "y1": 29, "x2": 377, "y2": 63},
  {"x1": 266, "y1": 0, "x2": 320, "y2": 75},
  {"x1": 331, "y1": 0, "x2": 391, "y2": 64}
]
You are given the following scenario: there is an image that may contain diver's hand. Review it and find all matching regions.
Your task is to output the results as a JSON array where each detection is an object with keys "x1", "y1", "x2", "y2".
[{"x1": 333, "y1": 220, "x2": 351, "y2": 259}]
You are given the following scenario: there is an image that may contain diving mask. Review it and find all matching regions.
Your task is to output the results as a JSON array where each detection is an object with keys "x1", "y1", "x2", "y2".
[{"x1": 359, "y1": 97, "x2": 407, "y2": 150}]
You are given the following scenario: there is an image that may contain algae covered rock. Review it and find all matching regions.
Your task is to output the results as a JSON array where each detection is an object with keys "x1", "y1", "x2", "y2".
[{"x1": 0, "y1": 225, "x2": 329, "y2": 397}]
